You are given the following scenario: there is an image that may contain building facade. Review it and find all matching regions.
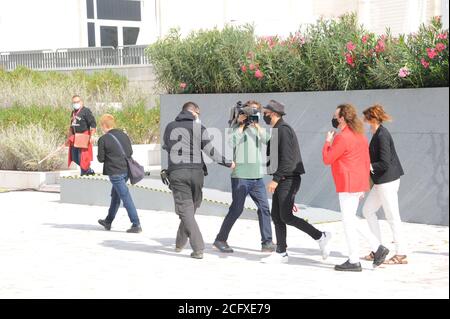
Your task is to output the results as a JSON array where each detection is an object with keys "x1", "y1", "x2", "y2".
[{"x1": 0, "y1": 0, "x2": 448, "y2": 52}]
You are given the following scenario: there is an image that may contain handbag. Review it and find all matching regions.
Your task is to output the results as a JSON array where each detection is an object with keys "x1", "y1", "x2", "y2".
[
  {"x1": 108, "y1": 133, "x2": 145, "y2": 185},
  {"x1": 74, "y1": 133, "x2": 90, "y2": 149}
]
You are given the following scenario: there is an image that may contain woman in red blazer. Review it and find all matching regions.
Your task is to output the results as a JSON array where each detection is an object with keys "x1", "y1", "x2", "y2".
[{"x1": 322, "y1": 104, "x2": 389, "y2": 272}]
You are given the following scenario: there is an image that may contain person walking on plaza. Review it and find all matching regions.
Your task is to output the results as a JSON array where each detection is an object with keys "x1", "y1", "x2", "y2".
[
  {"x1": 214, "y1": 100, "x2": 276, "y2": 254},
  {"x1": 323, "y1": 103, "x2": 389, "y2": 272},
  {"x1": 97, "y1": 114, "x2": 142, "y2": 233},
  {"x1": 261, "y1": 100, "x2": 332, "y2": 264},
  {"x1": 67, "y1": 95, "x2": 96, "y2": 176},
  {"x1": 163, "y1": 102, "x2": 235, "y2": 259},
  {"x1": 361, "y1": 104, "x2": 407, "y2": 264}
]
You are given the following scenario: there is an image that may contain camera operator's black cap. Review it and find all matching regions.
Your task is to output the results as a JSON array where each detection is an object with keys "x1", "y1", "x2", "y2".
[{"x1": 264, "y1": 99, "x2": 286, "y2": 115}]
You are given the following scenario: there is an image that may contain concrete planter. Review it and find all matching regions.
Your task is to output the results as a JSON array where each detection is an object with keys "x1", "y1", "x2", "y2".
[
  {"x1": 161, "y1": 87, "x2": 449, "y2": 226},
  {"x1": 0, "y1": 169, "x2": 78, "y2": 189}
]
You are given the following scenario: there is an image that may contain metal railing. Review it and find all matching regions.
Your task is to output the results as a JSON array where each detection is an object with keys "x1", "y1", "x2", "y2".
[{"x1": 0, "y1": 45, "x2": 151, "y2": 71}]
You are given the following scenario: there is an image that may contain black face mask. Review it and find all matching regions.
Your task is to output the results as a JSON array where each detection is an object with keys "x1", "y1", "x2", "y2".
[
  {"x1": 331, "y1": 117, "x2": 339, "y2": 129},
  {"x1": 263, "y1": 114, "x2": 272, "y2": 125}
]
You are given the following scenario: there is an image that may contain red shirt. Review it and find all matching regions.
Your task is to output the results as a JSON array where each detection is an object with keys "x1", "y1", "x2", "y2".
[{"x1": 322, "y1": 126, "x2": 370, "y2": 193}]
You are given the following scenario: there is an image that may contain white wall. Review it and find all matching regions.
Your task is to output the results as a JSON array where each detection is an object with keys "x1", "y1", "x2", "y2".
[
  {"x1": 156, "y1": 0, "x2": 448, "y2": 38},
  {"x1": 0, "y1": 0, "x2": 83, "y2": 51}
]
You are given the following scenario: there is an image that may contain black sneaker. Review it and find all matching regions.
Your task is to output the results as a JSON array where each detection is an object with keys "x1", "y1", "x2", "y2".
[
  {"x1": 213, "y1": 240, "x2": 234, "y2": 253},
  {"x1": 190, "y1": 251, "x2": 204, "y2": 259},
  {"x1": 126, "y1": 225, "x2": 142, "y2": 233},
  {"x1": 98, "y1": 219, "x2": 111, "y2": 231},
  {"x1": 334, "y1": 260, "x2": 362, "y2": 272},
  {"x1": 261, "y1": 242, "x2": 276, "y2": 253},
  {"x1": 373, "y1": 245, "x2": 389, "y2": 267}
]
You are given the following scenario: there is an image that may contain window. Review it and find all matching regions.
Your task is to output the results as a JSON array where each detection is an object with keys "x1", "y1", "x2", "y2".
[
  {"x1": 86, "y1": 0, "x2": 94, "y2": 19},
  {"x1": 88, "y1": 23, "x2": 96, "y2": 47},
  {"x1": 123, "y1": 27, "x2": 140, "y2": 45},
  {"x1": 96, "y1": 0, "x2": 141, "y2": 21},
  {"x1": 100, "y1": 26, "x2": 118, "y2": 47}
]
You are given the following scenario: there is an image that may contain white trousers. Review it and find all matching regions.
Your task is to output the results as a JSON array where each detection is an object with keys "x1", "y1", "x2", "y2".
[
  {"x1": 339, "y1": 192, "x2": 381, "y2": 263},
  {"x1": 362, "y1": 179, "x2": 405, "y2": 255}
]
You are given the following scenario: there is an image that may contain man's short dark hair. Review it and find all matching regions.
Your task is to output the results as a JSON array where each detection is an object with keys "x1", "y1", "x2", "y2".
[{"x1": 182, "y1": 101, "x2": 199, "y2": 112}]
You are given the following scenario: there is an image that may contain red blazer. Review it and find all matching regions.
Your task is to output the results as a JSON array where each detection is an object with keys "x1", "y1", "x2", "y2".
[{"x1": 322, "y1": 126, "x2": 370, "y2": 193}]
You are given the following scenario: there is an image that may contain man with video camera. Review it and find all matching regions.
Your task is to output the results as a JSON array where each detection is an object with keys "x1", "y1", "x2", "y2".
[{"x1": 213, "y1": 100, "x2": 276, "y2": 253}]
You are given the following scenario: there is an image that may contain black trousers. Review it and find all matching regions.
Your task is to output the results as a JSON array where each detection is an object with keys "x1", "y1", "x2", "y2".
[
  {"x1": 271, "y1": 176, "x2": 323, "y2": 253},
  {"x1": 169, "y1": 168, "x2": 205, "y2": 252}
]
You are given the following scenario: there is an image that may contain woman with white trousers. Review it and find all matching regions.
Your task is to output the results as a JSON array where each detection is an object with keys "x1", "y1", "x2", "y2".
[
  {"x1": 323, "y1": 104, "x2": 389, "y2": 272},
  {"x1": 362, "y1": 105, "x2": 407, "y2": 264}
]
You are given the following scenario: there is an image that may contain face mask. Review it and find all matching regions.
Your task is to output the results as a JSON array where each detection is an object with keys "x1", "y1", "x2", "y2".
[
  {"x1": 195, "y1": 118, "x2": 201, "y2": 124},
  {"x1": 331, "y1": 117, "x2": 339, "y2": 129},
  {"x1": 263, "y1": 114, "x2": 272, "y2": 125},
  {"x1": 72, "y1": 103, "x2": 81, "y2": 110}
]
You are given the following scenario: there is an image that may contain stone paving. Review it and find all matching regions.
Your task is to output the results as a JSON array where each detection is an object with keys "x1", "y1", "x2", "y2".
[{"x1": 0, "y1": 191, "x2": 448, "y2": 299}]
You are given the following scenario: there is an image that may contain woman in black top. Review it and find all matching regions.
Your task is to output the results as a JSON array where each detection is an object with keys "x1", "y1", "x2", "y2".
[
  {"x1": 362, "y1": 105, "x2": 407, "y2": 264},
  {"x1": 96, "y1": 114, "x2": 142, "y2": 233}
]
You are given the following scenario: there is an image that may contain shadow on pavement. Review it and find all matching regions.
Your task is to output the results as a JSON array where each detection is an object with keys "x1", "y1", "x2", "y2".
[
  {"x1": 44, "y1": 223, "x2": 123, "y2": 233},
  {"x1": 100, "y1": 238, "x2": 336, "y2": 268}
]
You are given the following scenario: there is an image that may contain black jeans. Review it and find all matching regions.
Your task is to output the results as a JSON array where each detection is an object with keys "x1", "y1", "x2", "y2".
[
  {"x1": 169, "y1": 168, "x2": 205, "y2": 252},
  {"x1": 271, "y1": 176, "x2": 323, "y2": 253}
]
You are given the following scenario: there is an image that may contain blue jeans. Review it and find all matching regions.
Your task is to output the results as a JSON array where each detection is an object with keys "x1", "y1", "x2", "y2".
[
  {"x1": 105, "y1": 173, "x2": 140, "y2": 226},
  {"x1": 71, "y1": 147, "x2": 93, "y2": 175},
  {"x1": 216, "y1": 178, "x2": 273, "y2": 244}
]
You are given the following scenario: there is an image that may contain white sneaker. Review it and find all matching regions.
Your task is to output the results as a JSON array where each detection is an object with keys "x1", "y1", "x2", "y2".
[
  {"x1": 317, "y1": 231, "x2": 332, "y2": 260},
  {"x1": 260, "y1": 252, "x2": 289, "y2": 264}
]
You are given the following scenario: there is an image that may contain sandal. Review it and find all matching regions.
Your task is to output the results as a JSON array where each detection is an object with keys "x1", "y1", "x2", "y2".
[
  {"x1": 384, "y1": 254, "x2": 408, "y2": 264},
  {"x1": 361, "y1": 251, "x2": 374, "y2": 261}
]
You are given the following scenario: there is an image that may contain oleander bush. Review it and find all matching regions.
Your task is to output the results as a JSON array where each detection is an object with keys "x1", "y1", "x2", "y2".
[{"x1": 146, "y1": 13, "x2": 448, "y2": 93}]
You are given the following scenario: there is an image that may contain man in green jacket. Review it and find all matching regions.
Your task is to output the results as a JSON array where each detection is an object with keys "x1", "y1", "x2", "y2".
[{"x1": 214, "y1": 100, "x2": 276, "y2": 253}]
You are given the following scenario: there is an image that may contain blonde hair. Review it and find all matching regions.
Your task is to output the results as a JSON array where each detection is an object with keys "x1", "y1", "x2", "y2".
[
  {"x1": 363, "y1": 104, "x2": 392, "y2": 124},
  {"x1": 337, "y1": 103, "x2": 364, "y2": 135},
  {"x1": 100, "y1": 114, "x2": 116, "y2": 129}
]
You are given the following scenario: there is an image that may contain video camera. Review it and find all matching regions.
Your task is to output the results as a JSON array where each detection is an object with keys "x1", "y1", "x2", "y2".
[{"x1": 228, "y1": 101, "x2": 260, "y2": 127}]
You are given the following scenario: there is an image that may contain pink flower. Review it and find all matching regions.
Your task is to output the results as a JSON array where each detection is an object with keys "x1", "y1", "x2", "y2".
[
  {"x1": 346, "y1": 41, "x2": 356, "y2": 51},
  {"x1": 254, "y1": 69, "x2": 264, "y2": 79},
  {"x1": 361, "y1": 35, "x2": 369, "y2": 44},
  {"x1": 241, "y1": 65, "x2": 247, "y2": 73},
  {"x1": 179, "y1": 82, "x2": 187, "y2": 89},
  {"x1": 345, "y1": 52, "x2": 355, "y2": 67},
  {"x1": 437, "y1": 33, "x2": 448, "y2": 40},
  {"x1": 427, "y1": 48, "x2": 438, "y2": 59},
  {"x1": 435, "y1": 43, "x2": 446, "y2": 52},
  {"x1": 375, "y1": 39, "x2": 386, "y2": 53},
  {"x1": 421, "y1": 58, "x2": 430, "y2": 69},
  {"x1": 249, "y1": 64, "x2": 256, "y2": 71},
  {"x1": 398, "y1": 67, "x2": 410, "y2": 78}
]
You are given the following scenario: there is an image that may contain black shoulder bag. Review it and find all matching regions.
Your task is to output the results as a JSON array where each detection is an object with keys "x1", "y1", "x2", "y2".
[{"x1": 108, "y1": 133, "x2": 145, "y2": 185}]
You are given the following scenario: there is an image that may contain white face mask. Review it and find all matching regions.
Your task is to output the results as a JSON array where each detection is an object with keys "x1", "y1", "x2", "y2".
[
  {"x1": 195, "y1": 118, "x2": 201, "y2": 124},
  {"x1": 72, "y1": 103, "x2": 81, "y2": 110}
]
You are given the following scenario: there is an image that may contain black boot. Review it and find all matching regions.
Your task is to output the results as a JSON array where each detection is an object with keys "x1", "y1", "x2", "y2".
[
  {"x1": 334, "y1": 260, "x2": 362, "y2": 272},
  {"x1": 98, "y1": 219, "x2": 111, "y2": 231},
  {"x1": 373, "y1": 245, "x2": 389, "y2": 267}
]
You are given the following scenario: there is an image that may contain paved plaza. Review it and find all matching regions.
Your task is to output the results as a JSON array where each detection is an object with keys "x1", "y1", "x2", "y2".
[{"x1": 0, "y1": 190, "x2": 448, "y2": 299}]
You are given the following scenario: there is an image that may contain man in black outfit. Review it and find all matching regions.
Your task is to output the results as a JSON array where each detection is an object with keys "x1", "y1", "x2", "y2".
[
  {"x1": 163, "y1": 102, "x2": 235, "y2": 259},
  {"x1": 261, "y1": 100, "x2": 332, "y2": 264}
]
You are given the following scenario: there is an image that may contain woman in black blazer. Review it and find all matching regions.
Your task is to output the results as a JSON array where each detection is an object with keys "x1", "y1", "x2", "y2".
[{"x1": 361, "y1": 105, "x2": 407, "y2": 264}]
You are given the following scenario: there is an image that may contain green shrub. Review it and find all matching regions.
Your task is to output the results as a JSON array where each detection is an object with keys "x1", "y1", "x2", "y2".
[
  {"x1": 146, "y1": 13, "x2": 449, "y2": 93},
  {"x1": 0, "y1": 67, "x2": 148, "y2": 110},
  {"x1": 0, "y1": 104, "x2": 160, "y2": 144},
  {"x1": 0, "y1": 124, "x2": 66, "y2": 171},
  {"x1": 109, "y1": 103, "x2": 160, "y2": 144}
]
